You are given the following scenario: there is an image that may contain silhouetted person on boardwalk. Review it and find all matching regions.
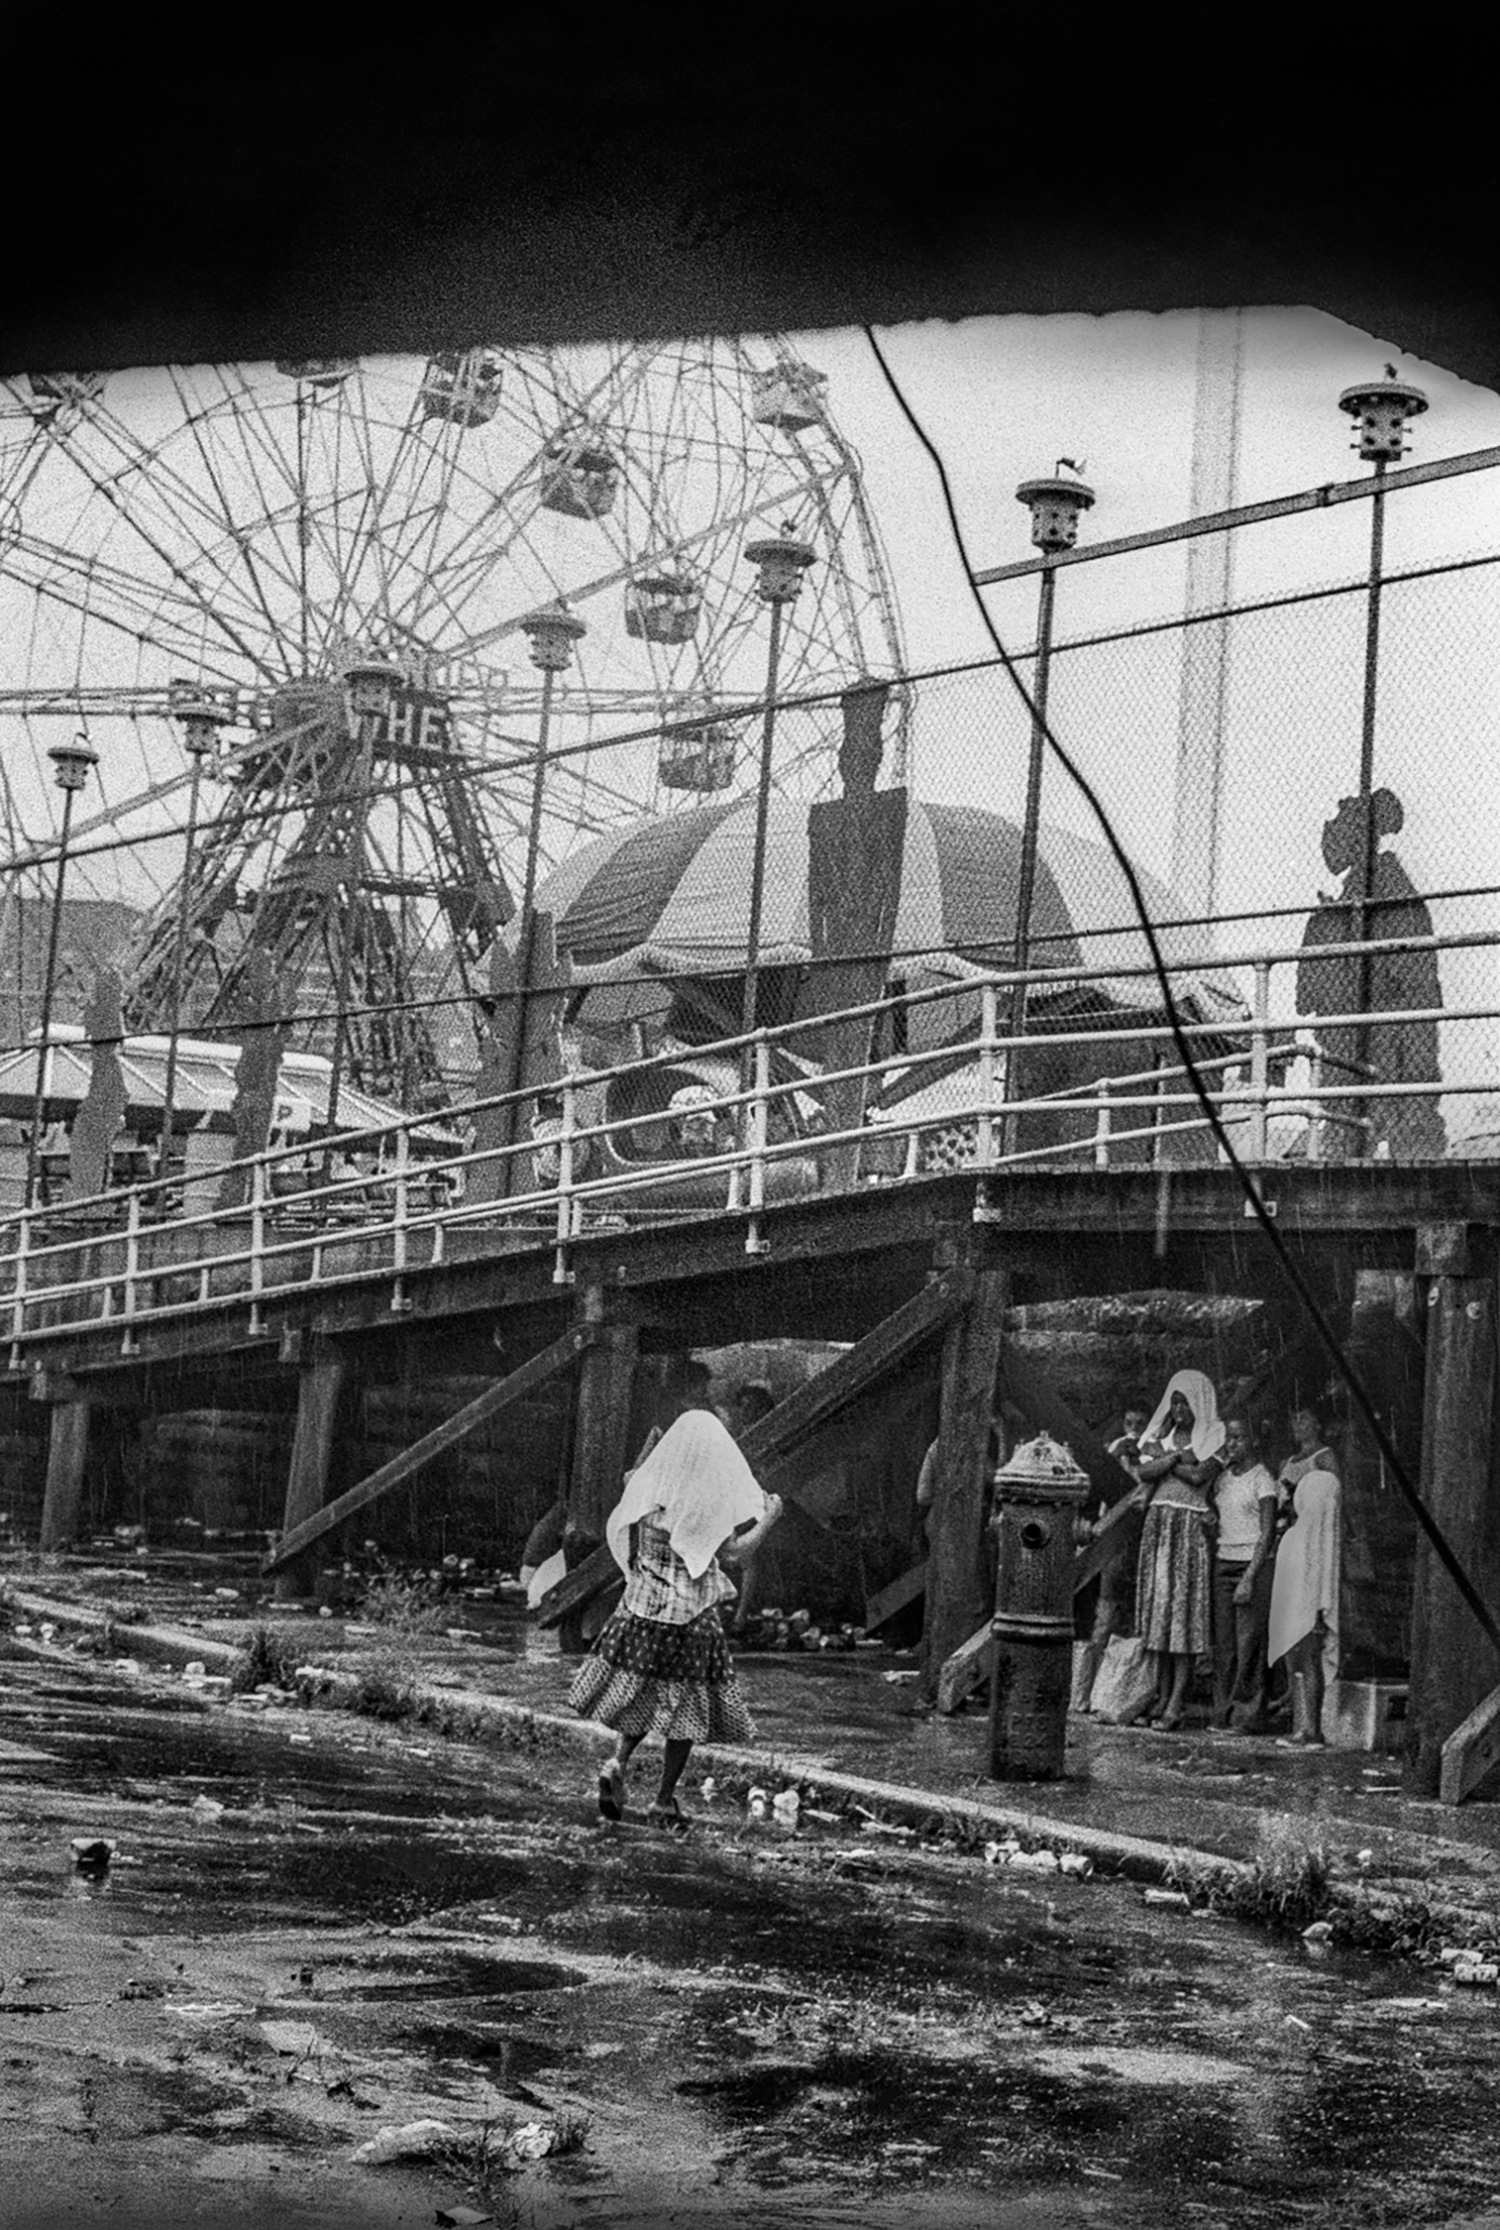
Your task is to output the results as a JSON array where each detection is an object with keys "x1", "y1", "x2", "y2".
[{"x1": 1297, "y1": 789, "x2": 1445, "y2": 1161}]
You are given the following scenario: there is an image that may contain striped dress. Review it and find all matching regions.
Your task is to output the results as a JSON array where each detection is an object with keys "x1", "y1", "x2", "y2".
[
  {"x1": 1135, "y1": 1439, "x2": 1217, "y2": 1655},
  {"x1": 568, "y1": 1513, "x2": 755, "y2": 1744}
]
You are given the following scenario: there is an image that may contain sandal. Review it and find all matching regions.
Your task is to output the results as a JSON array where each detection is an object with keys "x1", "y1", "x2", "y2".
[
  {"x1": 597, "y1": 1764, "x2": 625, "y2": 1823},
  {"x1": 647, "y1": 1799, "x2": 690, "y2": 1835}
]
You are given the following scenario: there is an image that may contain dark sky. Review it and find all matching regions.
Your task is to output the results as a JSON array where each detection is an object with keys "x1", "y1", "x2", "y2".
[{"x1": 3, "y1": 32, "x2": 1495, "y2": 390}]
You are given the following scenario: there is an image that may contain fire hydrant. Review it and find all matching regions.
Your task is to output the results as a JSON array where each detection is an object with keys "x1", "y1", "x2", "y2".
[{"x1": 988, "y1": 1431, "x2": 1089, "y2": 1781}]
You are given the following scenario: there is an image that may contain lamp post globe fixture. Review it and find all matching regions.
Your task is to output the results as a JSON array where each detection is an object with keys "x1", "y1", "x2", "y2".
[
  {"x1": 47, "y1": 735, "x2": 100, "y2": 793},
  {"x1": 744, "y1": 534, "x2": 816, "y2": 606}
]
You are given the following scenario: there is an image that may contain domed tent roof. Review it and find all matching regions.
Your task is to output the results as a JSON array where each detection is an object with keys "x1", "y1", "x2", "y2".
[{"x1": 519, "y1": 795, "x2": 1245, "y2": 1026}]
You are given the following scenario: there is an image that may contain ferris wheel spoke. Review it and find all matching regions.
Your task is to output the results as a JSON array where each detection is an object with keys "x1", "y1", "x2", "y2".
[
  {"x1": 389, "y1": 414, "x2": 567, "y2": 643},
  {"x1": 79, "y1": 394, "x2": 300, "y2": 641},
  {"x1": 218, "y1": 370, "x2": 361, "y2": 665},
  {"x1": 29, "y1": 427, "x2": 282, "y2": 682},
  {"x1": 2, "y1": 537, "x2": 267, "y2": 689},
  {"x1": 157, "y1": 377, "x2": 301, "y2": 681},
  {"x1": 207, "y1": 370, "x2": 322, "y2": 656},
  {"x1": 27, "y1": 417, "x2": 276, "y2": 666}
]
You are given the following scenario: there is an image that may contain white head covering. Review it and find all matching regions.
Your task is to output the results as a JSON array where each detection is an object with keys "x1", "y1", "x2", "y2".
[
  {"x1": 1269, "y1": 1468, "x2": 1341, "y2": 1667},
  {"x1": 605, "y1": 1407, "x2": 767, "y2": 1581},
  {"x1": 1140, "y1": 1369, "x2": 1226, "y2": 1462}
]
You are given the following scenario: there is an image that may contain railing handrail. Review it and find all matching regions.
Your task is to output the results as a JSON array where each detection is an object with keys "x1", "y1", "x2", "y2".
[
  {"x1": 5, "y1": 909, "x2": 1498, "y2": 1244},
  {"x1": 2, "y1": 908, "x2": 1495, "y2": 1353}
]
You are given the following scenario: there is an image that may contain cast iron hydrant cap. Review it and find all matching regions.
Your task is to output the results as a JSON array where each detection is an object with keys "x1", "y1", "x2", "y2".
[{"x1": 994, "y1": 1430, "x2": 1088, "y2": 1490}]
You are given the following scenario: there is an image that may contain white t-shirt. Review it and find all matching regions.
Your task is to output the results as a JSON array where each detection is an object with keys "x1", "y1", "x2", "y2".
[{"x1": 1215, "y1": 1461, "x2": 1279, "y2": 1561}]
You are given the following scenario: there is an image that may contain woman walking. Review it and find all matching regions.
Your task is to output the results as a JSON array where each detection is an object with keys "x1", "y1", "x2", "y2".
[
  {"x1": 1132, "y1": 1369, "x2": 1226, "y2": 1730},
  {"x1": 1269, "y1": 1465, "x2": 1340, "y2": 1746},
  {"x1": 569, "y1": 1378, "x2": 783, "y2": 1831}
]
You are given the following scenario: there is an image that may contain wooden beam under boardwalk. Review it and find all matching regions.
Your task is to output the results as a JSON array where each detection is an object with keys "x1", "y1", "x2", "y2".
[
  {"x1": 262, "y1": 1323, "x2": 599, "y2": 1574},
  {"x1": 535, "y1": 1268, "x2": 976, "y2": 1630}
]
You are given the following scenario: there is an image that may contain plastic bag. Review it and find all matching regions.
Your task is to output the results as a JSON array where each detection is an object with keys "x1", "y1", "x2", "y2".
[
  {"x1": 1089, "y1": 1634, "x2": 1156, "y2": 1725},
  {"x1": 351, "y1": 2118, "x2": 458, "y2": 2165}
]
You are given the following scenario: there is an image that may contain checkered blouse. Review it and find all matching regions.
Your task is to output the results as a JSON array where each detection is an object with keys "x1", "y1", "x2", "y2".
[{"x1": 622, "y1": 1513, "x2": 738, "y2": 1627}]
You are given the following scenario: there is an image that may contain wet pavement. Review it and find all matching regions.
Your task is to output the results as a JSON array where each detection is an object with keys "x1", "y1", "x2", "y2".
[
  {"x1": 7, "y1": 1616, "x2": 1500, "y2": 2228},
  {"x1": 34, "y1": 1545, "x2": 1499, "y2": 1907}
]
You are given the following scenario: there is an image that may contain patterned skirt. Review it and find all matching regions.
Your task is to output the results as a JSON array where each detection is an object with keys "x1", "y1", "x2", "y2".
[
  {"x1": 567, "y1": 1605, "x2": 756, "y2": 1744},
  {"x1": 1135, "y1": 1502, "x2": 1212, "y2": 1656}
]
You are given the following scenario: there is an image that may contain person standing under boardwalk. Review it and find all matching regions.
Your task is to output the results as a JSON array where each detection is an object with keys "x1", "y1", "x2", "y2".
[
  {"x1": 1210, "y1": 1417, "x2": 1280, "y2": 1733},
  {"x1": 1268, "y1": 1466, "x2": 1341, "y2": 1746},
  {"x1": 1132, "y1": 1370, "x2": 1226, "y2": 1731},
  {"x1": 1075, "y1": 1406, "x2": 1150, "y2": 1713},
  {"x1": 1277, "y1": 1405, "x2": 1340, "y2": 1528},
  {"x1": 570, "y1": 1373, "x2": 783, "y2": 1831}
]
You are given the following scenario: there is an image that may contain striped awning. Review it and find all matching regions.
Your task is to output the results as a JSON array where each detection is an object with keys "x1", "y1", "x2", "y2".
[{"x1": 519, "y1": 795, "x2": 1245, "y2": 1022}]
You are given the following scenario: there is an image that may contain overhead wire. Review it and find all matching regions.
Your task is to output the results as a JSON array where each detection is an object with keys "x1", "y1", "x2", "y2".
[{"x1": 861, "y1": 321, "x2": 1500, "y2": 1657}]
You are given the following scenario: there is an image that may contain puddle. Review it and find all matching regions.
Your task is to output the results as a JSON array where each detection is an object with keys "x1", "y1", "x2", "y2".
[{"x1": 341, "y1": 1954, "x2": 586, "y2": 2000}]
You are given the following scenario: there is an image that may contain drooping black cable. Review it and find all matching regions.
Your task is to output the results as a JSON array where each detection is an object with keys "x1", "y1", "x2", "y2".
[{"x1": 863, "y1": 322, "x2": 1500, "y2": 1655}]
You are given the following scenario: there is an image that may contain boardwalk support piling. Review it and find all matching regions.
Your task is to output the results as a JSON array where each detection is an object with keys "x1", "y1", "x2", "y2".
[
  {"x1": 1407, "y1": 1223, "x2": 1500, "y2": 1796},
  {"x1": 274, "y1": 1343, "x2": 351, "y2": 1601},
  {"x1": 559, "y1": 1291, "x2": 640, "y2": 1650},
  {"x1": 923, "y1": 1241, "x2": 1010, "y2": 1699},
  {"x1": 264, "y1": 1325, "x2": 598, "y2": 1577},
  {"x1": 38, "y1": 1399, "x2": 92, "y2": 1551}
]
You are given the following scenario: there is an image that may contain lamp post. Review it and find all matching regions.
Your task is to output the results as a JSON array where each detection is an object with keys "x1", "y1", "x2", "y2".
[
  {"x1": 159, "y1": 686, "x2": 226, "y2": 1185},
  {"x1": 740, "y1": 536, "x2": 815, "y2": 1044},
  {"x1": 1004, "y1": 470, "x2": 1094, "y2": 1157},
  {"x1": 511, "y1": 607, "x2": 586, "y2": 1135},
  {"x1": 1337, "y1": 372, "x2": 1427, "y2": 1150},
  {"x1": 24, "y1": 735, "x2": 98, "y2": 1209},
  {"x1": 325, "y1": 656, "x2": 400, "y2": 1148}
]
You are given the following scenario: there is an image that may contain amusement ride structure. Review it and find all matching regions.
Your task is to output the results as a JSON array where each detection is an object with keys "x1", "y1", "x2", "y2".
[{"x1": 0, "y1": 343, "x2": 907, "y2": 1109}]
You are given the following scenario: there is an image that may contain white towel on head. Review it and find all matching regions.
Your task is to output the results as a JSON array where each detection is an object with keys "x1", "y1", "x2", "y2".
[
  {"x1": 605, "y1": 1407, "x2": 766, "y2": 1581},
  {"x1": 1140, "y1": 1368, "x2": 1226, "y2": 1462}
]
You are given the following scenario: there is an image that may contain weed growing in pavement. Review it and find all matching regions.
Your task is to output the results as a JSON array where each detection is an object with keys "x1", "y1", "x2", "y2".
[
  {"x1": 230, "y1": 1623, "x2": 304, "y2": 1695},
  {"x1": 1328, "y1": 1892, "x2": 1448, "y2": 1960},
  {"x1": 550, "y1": 2106, "x2": 591, "y2": 2155},
  {"x1": 432, "y1": 2109, "x2": 587, "y2": 2209},
  {"x1": 356, "y1": 1569, "x2": 448, "y2": 1634},
  {"x1": 1170, "y1": 1818, "x2": 1332, "y2": 1931},
  {"x1": 347, "y1": 1641, "x2": 427, "y2": 1721},
  {"x1": 433, "y1": 2118, "x2": 525, "y2": 2217}
]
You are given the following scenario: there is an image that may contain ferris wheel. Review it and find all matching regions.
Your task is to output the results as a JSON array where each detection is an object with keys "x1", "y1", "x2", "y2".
[{"x1": 0, "y1": 341, "x2": 908, "y2": 1102}]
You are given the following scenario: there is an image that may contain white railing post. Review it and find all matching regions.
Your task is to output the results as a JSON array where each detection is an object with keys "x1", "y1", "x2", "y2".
[
  {"x1": 554, "y1": 1079, "x2": 577, "y2": 1286},
  {"x1": 9, "y1": 1205, "x2": 31, "y2": 1369},
  {"x1": 249, "y1": 1155, "x2": 266, "y2": 1336},
  {"x1": 1306, "y1": 1039, "x2": 1326, "y2": 1163},
  {"x1": 1248, "y1": 959, "x2": 1271, "y2": 1163},
  {"x1": 390, "y1": 1126, "x2": 412, "y2": 1313},
  {"x1": 976, "y1": 981, "x2": 999, "y2": 1169},
  {"x1": 120, "y1": 1188, "x2": 142, "y2": 1355},
  {"x1": 745, "y1": 1036, "x2": 771, "y2": 1256},
  {"x1": 1093, "y1": 1076, "x2": 1112, "y2": 1170}
]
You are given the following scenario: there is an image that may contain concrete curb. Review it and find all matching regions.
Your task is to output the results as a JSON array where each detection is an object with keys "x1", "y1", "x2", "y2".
[
  {"x1": 5, "y1": 1586, "x2": 245, "y2": 1674},
  {"x1": 9, "y1": 1583, "x2": 1498, "y2": 1938}
]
